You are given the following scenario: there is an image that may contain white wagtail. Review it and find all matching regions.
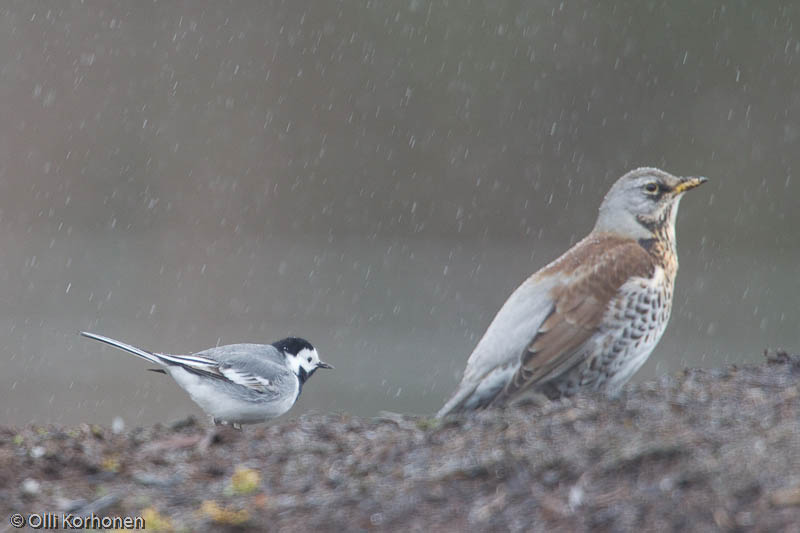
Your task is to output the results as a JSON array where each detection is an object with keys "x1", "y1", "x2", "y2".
[{"x1": 80, "y1": 331, "x2": 333, "y2": 428}]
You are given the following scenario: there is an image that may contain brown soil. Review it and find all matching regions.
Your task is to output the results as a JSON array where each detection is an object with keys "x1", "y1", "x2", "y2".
[{"x1": 2, "y1": 351, "x2": 799, "y2": 532}]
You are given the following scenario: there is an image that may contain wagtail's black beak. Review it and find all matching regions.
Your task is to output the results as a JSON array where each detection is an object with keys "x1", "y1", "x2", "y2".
[{"x1": 317, "y1": 361, "x2": 334, "y2": 370}]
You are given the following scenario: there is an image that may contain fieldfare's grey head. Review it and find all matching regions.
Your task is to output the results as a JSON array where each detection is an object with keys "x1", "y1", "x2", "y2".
[
  {"x1": 594, "y1": 167, "x2": 708, "y2": 241},
  {"x1": 437, "y1": 167, "x2": 707, "y2": 417}
]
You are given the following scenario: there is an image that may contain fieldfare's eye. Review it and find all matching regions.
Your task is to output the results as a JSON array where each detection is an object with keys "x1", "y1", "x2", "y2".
[{"x1": 645, "y1": 182, "x2": 659, "y2": 193}]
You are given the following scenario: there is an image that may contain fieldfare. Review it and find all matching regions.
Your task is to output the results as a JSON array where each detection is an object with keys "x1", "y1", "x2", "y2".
[{"x1": 437, "y1": 167, "x2": 706, "y2": 417}]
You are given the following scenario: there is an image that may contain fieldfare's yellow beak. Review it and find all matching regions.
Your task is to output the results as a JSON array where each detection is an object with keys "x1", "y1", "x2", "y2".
[{"x1": 673, "y1": 176, "x2": 708, "y2": 194}]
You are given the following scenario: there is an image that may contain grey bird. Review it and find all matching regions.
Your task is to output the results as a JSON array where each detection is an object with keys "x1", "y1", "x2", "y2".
[
  {"x1": 81, "y1": 332, "x2": 333, "y2": 427},
  {"x1": 437, "y1": 167, "x2": 706, "y2": 417}
]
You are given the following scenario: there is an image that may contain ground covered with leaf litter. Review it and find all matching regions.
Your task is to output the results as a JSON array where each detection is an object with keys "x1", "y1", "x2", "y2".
[{"x1": 2, "y1": 351, "x2": 800, "y2": 532}]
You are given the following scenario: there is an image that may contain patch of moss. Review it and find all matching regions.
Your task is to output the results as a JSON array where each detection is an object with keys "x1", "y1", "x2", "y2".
[
  {"x1": 200, "y1": 500, "x2": 250, "y2": 526},
  {"x1": 230, "y1": 466, "x2": 261, "y2": 495},
  {"x1": 140, "y1": 507, "x2": 174, "y2": 532}
]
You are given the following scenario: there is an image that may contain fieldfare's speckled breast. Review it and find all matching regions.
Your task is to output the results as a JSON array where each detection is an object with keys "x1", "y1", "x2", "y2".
[{"x1": 437, "y1": 168, "x2": 707, "y2": 417}]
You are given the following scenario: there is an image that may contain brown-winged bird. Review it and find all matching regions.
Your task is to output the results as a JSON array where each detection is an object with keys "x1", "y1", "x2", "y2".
[{"x1": 437, "y1": 168, "x2": 706, "y2": 417}]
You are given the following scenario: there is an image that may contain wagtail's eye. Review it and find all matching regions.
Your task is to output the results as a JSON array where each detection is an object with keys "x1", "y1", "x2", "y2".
[
  {"x1": 307, "y1": 357, "x2": 312, "y2": 363},
  {"x1": 644, "y1": 182, "x2": 659, "y2": 193}
]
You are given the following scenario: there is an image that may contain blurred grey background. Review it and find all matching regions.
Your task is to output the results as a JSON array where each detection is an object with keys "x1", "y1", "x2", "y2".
[{"x1": 1, "y1": 1, "x2": 797, "y2": 426}]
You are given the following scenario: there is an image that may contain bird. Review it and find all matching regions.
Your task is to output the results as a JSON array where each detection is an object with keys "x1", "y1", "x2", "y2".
[
  {"x1": 437, "y1": 167, "x2": 707, "y2": 417},
  {"x1": 80, "y1": 331, "x2": 333, "y2": 428}
]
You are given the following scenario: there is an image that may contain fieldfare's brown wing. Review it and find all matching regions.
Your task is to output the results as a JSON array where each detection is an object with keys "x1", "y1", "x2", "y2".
[{"x1": 495, "y1": 233, "x2": 657, "y2": 403}]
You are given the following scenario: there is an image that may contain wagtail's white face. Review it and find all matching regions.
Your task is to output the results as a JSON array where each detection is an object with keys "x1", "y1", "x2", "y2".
[{"x1": 274, "y1": 337, "x2": 334, "y2": 380}]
